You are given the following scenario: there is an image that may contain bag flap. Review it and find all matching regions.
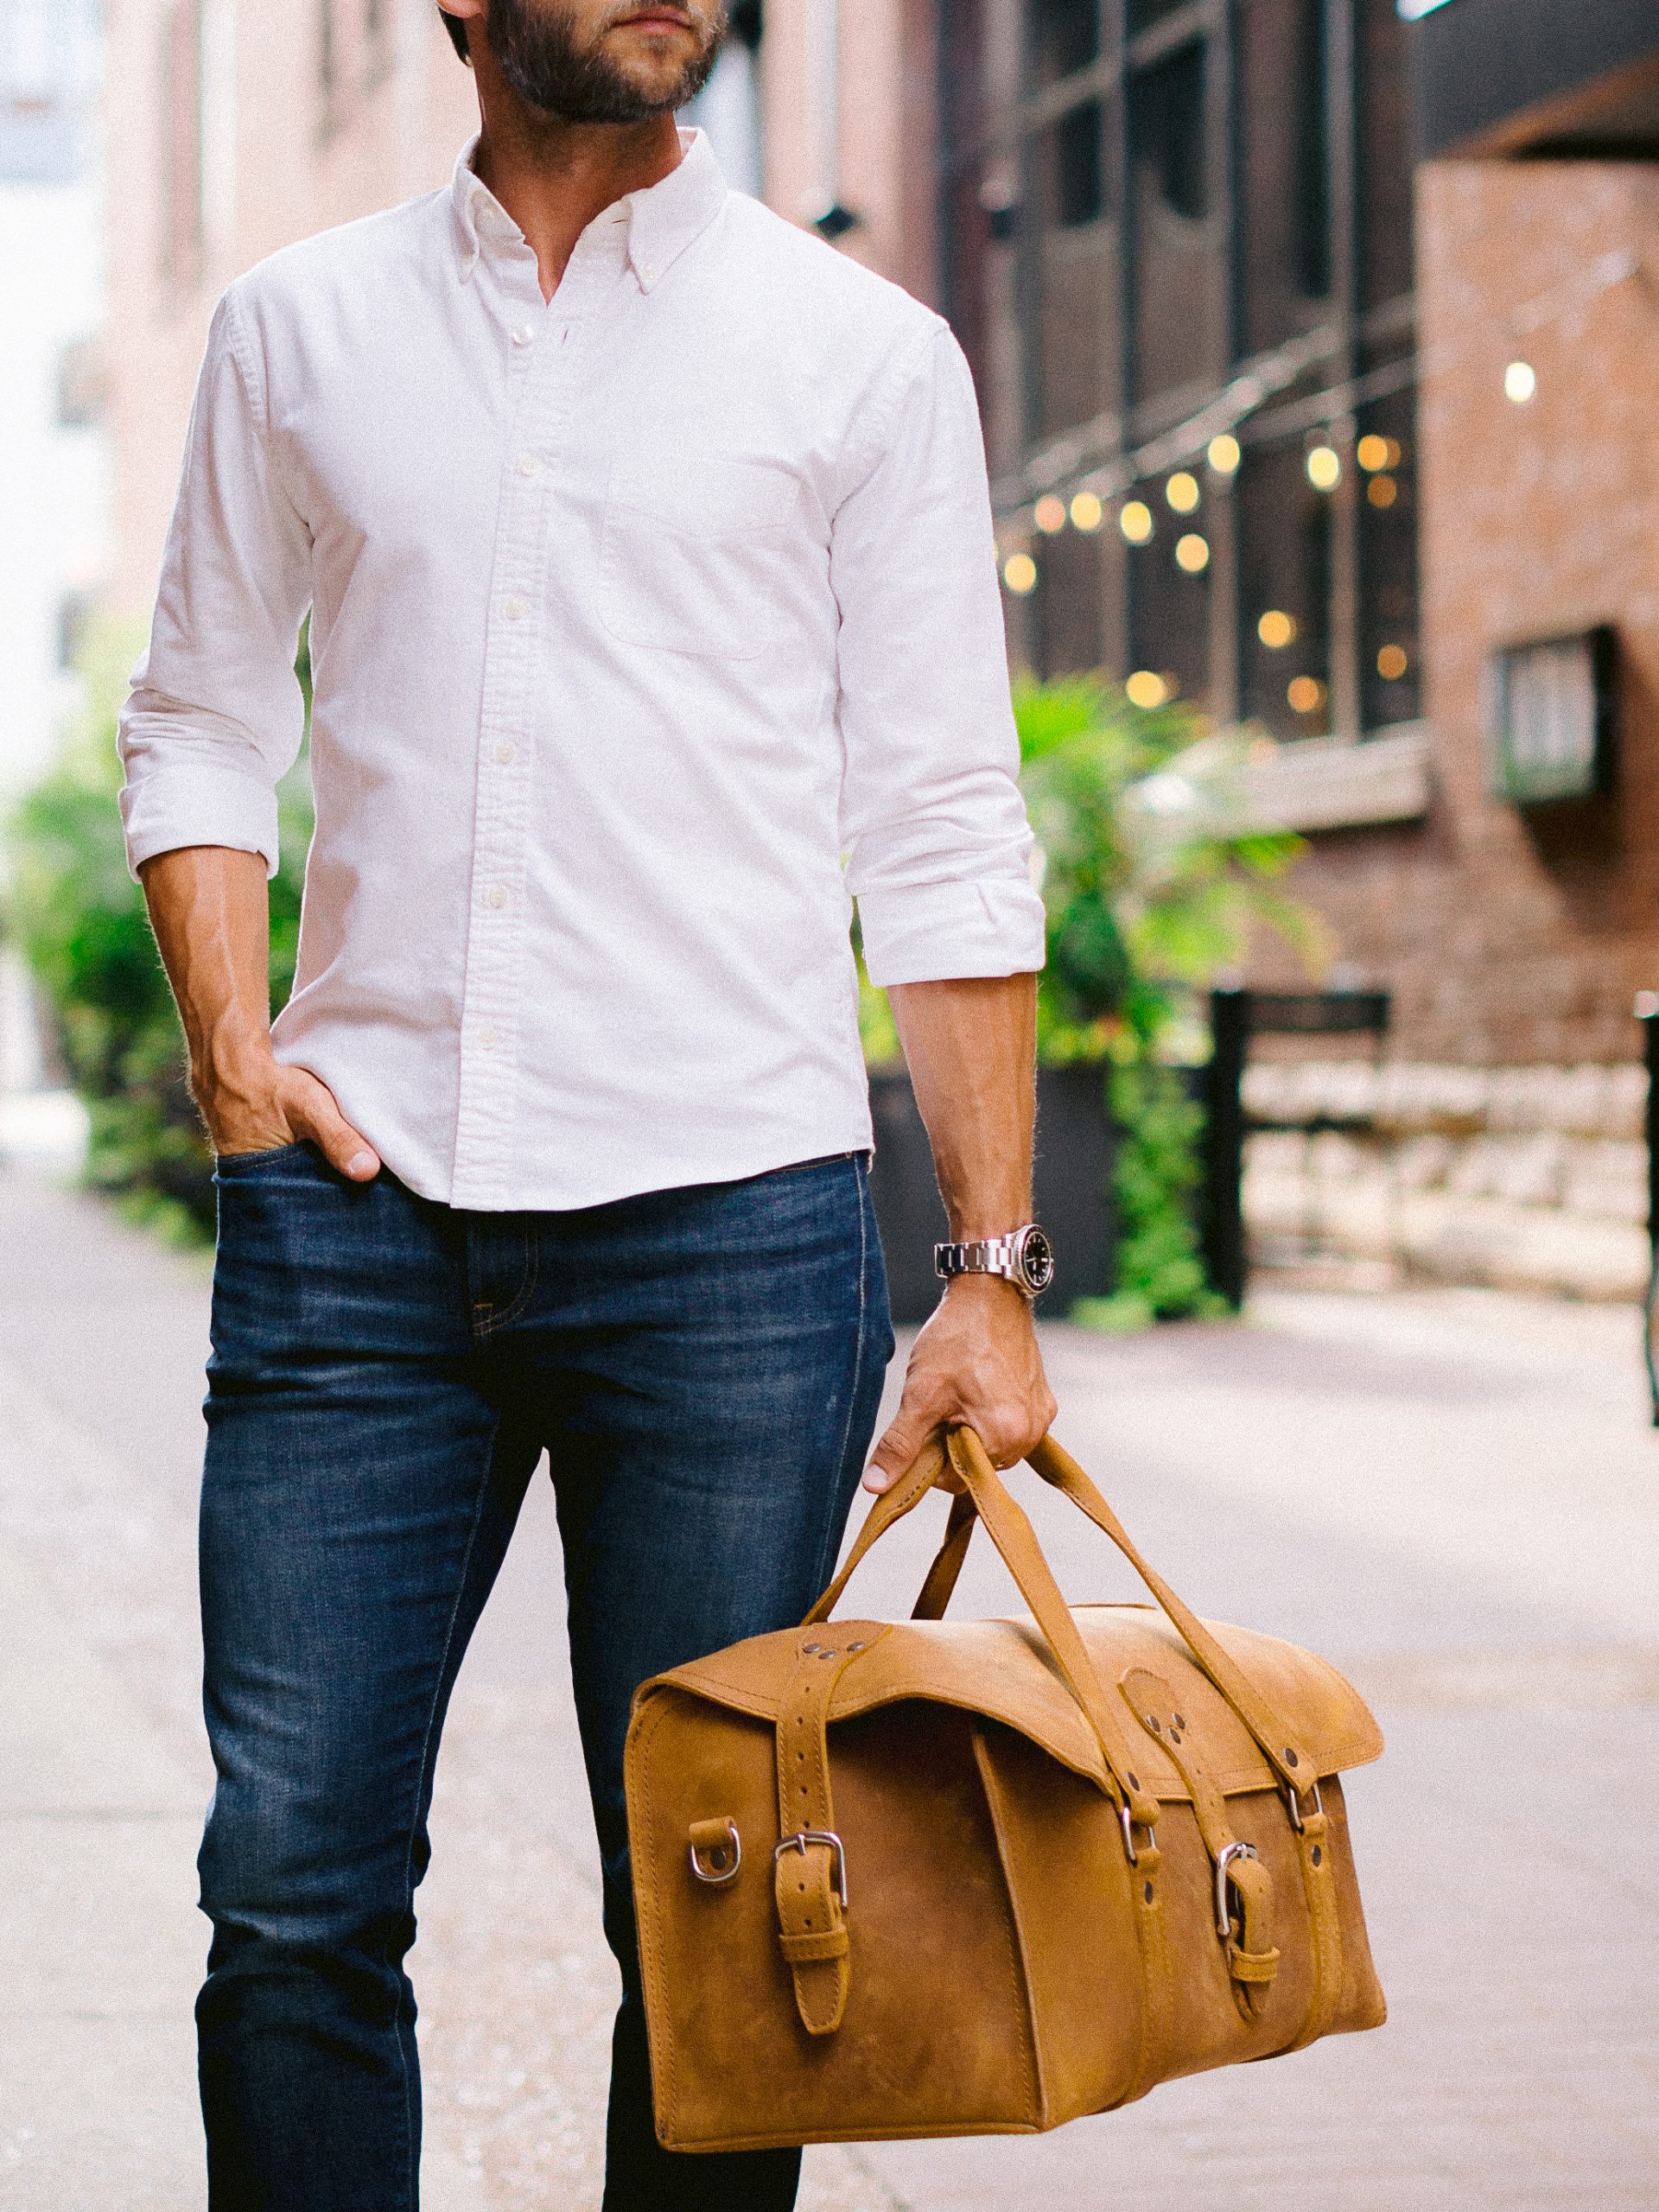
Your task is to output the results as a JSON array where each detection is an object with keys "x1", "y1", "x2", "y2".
[{"x1": 639, "y1": 1605, "x2": 1382, "y2": 1802}]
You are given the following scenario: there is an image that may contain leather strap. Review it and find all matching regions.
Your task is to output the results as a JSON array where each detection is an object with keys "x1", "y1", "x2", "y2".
[
  {"x1": 912, "y1": 1489, "x2": 976, "y2": 1620},
  {"x1": 772, "y1": 1632, "x2": 871, "y2": 2037},
  {"x1": 1122, "y1": 1667, "x2": 1279, "y2": 2023},
  {"x1": 1281, "y1": 1802, "x2": 1344, "y2": 2052},
  {"x1": 1027, "y1": 1434, "x2": 1317, "y2": 1794}
]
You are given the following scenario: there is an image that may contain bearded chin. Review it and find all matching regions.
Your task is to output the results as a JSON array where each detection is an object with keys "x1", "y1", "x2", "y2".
[{"x1": 488, "y1": 1, "x2": 727, "y2": 124}]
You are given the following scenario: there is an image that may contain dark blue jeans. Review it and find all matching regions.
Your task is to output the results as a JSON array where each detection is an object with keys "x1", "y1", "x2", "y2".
[{"x1": 197, "y1": 1143, "x2": 892, "y2": 2211}]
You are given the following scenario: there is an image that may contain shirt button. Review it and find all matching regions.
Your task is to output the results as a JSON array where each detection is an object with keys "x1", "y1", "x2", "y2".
[
  {"x1": 478, "y1": 1025, "x2": 499, "y2": 1052},
  {"x1": 517, "y1": 453, "x2": 540, "y2": 479},
  {"x1": 504, "y1": 596, "x2": 526, "y2": 622},
  {"x1": 486, "y1": 884, "x2": 508, "y2": 911},
  {"x1": 512, "y1": 323, "x2": 536, "y2": 347},
  {"x1": 494, "y1": 741, "x2": 517, "y2": 766}
]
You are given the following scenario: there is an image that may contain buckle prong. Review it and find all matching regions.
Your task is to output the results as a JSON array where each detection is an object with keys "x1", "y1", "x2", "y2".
[{"x1": 773, "y1": 1828, "x2": 849, "y2": 1908}]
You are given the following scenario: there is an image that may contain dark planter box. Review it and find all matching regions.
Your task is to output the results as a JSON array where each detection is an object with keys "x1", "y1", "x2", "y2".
[{"x1": 867, "y1": 1064, "x2": 1116, "y2": 1325}]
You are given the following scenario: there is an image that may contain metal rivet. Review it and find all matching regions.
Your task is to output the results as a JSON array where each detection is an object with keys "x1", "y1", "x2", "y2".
[
  {"x1": 1143, "y1": 1881, "x2": 1154, "y2": 1904},
  {"x1": 816, "y1": 1648, "x2": 836, "y2": 1660},
  {"x1": 1311, "y1": 1844, "x2": 1323, "y2": 1867},
  {"x1": 846, "y1": 1640, "x2": 866, "y2": 1652},
  {"x1": 1146, "y1": 1714, "x2": 1161, "y2": 1732},
  {"x1": 1169, "y1": 1729, "x2": 1183, "y2": 1745},
  {"x1": 1284, "y1": 1747, "x2": 1300, "y2": 1767},
  {"x1": 1173, "y1": 1713, "x2": 1186, "y2": 1730},
  {"x1": 1126, "y1": 1772, "x2": 1140, "y2": 1790},
  {"x1": 801, "y1": 1642, "x2": 823, "y2": 1656}
]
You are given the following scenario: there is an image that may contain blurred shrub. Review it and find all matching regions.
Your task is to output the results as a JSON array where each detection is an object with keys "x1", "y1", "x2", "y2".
[{"x1": 6, "y1": 623, "x2": 312, "y2": 1244}]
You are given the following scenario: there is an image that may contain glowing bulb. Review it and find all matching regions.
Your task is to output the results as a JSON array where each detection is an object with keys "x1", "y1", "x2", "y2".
[
  {"x1": 1003, "y1": 553, "x2": 1038, "y2": 595},
  {"x1": 1119, "y1": 500, "x2": 1154, "y2": 545},
  {"x1": 1377, "y1": 645, "x2": 1408, "y2": 681},
  {"x1": 1033, "y1": 493, "x2": 1067, "y2": 534},
  {"x1": 1166, "y1": 471, "x2": 1201, "y2": 514},
  {"x1": 1356, "y1": 434, "x2": 1390, "y2": 473},
  {"x1": 1257, "y1": 610, "x2": 1296, "y2": 650},
  {"x1": 1306, "y1": 445, "x2": 1341, "y2": 492},
  {"x1": 1367, "y1": 474, "x2": 1398, "y2": 509},
  {"x1": 1175, "y1": 533, "x2": 1211, "y2": 574},
  {"x1": 1070, "y1": 491, "x2": 1104, "y2": 532},
  {"x1": 1503, "y1": 360, "x2": 1537, "y2": 404},
  {"x1": 1125, "y1": 670, "x2": 1171, "y2": 709},
  {"x1": 1207, "y1": 433, "x2": 1242, "y2": 475},
  {"x1": 1287, "y1": 676, "x2": 1326, "y2": 715}
]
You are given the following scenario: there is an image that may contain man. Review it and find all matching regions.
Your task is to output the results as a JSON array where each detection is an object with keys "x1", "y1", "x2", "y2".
[{"x1": 118, "y1": 2, "x2": 1055, "y2": 2204}]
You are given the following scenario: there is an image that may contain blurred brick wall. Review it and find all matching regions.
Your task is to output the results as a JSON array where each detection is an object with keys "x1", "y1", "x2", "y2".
[
  {"x1": 105, "y1": 1, "x2": 477, "y2": 619},
  {"x1": 1265, "y1": 159, "x2": 1659, "y2": 1068}
]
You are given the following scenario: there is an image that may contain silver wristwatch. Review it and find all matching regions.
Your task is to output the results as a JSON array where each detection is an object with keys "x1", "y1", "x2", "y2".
[{"x1": 934, "y1": 1224, "x2": 1056, "y2": 1300}]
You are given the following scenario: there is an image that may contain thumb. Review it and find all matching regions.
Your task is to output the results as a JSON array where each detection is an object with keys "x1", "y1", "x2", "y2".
[
  {"x1": 285, "y1": 1073, "x2": 381, "y2": 1183},
  {"x1": 864, "y1": 1407, "x2": 936, "y2": 1495}
]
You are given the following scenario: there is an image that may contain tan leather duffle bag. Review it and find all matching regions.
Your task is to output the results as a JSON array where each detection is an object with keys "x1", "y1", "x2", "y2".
[{"x1": 625, "y1": 1426, "x2": 1386, "y2": 2153}]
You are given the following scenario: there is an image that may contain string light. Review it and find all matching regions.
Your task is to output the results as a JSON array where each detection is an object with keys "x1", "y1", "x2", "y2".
[
  {"x1": 1166, "y1": 472, "x2": 1201, "y2": 514},
  {"x1": 1126, "y1": 670, "x2": 1170, "y2": 709},
  {"x1": 1503, "y1": 360, "x2": 1537, "y2": 404},
  {"x1": 1377, "y1": 645, "x2": 1408, "y2": 680},
  {"x1": 1070, "y1": 491, "x2": 1104, "y2": 531},
  {"x1": 1306, "y1": 444, "x2": 1341, "y2": 492},
  {"x1": 1003, "y1": 552, "x2": 1038, "y2": 595},
  {"x1": 1119, "y1": 500, "x2": 1154, "y2": 544},
  {"x1": 1287, "y1": 676, "x2": 1326, "y2": 715},
  {"x1": 1033, "y1": 494, "x2": 1068, "y2": 534},
  {"x1": 1258, "y1": 610, "x2": 1296, "y2": 649},
  {"x1": 1367, "y1": 474, "x2": 1399, "y2": 508},
  {"x1": 1175, "y1": 533, "x2": 1211, "y2": 574},
  {"x1": 1206, "y1": 433, "x2": 1241, "y2": 474}
]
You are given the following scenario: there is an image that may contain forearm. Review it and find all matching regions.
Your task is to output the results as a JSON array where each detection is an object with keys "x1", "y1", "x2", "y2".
[
  {"x1": 139, "y1": 845, "x2": 276, "y2": 1123},
  {"x1": 888, "y1": 972, "x2": 1037, "y2": 1239},
  {"x1": 137, "y1": 844, "x2": 378, "y2": 1173}
]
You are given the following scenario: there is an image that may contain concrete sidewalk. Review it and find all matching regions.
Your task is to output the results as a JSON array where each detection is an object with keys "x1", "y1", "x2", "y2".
[{"x1": 3, "y1": 1163, "x2": 1657, "y2": 2209}]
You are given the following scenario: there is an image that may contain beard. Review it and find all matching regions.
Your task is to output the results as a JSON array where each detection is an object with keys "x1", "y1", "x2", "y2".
[{"x1": 486, "y1": 0, "x2": 728, "y2": 124}]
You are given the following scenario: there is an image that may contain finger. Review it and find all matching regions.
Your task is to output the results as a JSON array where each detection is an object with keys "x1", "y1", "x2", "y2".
[
  {"x1": 284, "y1": 1074, "x2": 381, "y2": 1182},
  {"x1": 864, "y1": 1402, "x2": 941, "y2": 1492}
]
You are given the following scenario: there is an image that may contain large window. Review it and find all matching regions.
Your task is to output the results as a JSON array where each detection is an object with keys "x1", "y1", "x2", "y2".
[{"x1": 940, "y1": 0, "x2": 1421, "y2": 743}]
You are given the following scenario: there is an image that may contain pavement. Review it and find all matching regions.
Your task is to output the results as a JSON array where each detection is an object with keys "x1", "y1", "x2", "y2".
[{"x1": 1, "y1": 1161, "x2": 1656, "y2": 2210}]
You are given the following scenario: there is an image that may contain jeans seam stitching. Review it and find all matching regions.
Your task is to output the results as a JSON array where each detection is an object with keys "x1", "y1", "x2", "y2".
[
  {"x1": 814, "y1": 1157, "x2": 871, "y2": 1598},
  {"x1": 490, "y1": 1224, "x2": 540, "y2": 1332},
  {"x1": 391, "y1": 1412, "x2": 502, "y2": 2206}
]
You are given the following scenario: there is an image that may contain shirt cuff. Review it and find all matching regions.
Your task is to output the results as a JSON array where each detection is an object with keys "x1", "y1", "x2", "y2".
[
  {"x1": 859, "y1": 878, "x2": 1047, "y2": 988},
  {"x1": 119, "y1": 760, "x2": 282, "y2": 882}
]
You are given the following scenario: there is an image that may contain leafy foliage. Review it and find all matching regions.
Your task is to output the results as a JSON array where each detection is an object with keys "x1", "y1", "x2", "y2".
[{"x1": 7, "y1": 623, "x2": 313, "y2": 1243}]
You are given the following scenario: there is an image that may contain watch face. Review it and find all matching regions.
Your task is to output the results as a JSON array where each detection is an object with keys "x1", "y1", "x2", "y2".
[{"x1": 1020, "y1": 1227, "x2": 1056, "y2": 1295}]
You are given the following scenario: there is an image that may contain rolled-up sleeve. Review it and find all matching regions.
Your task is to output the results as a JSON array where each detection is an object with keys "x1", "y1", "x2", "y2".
[
  {"x1": 832, "y1": 324, "x2": 1046, "y2": 988},
  {"x1": 118, "y1": 285, "x2": 311, "y2": 880}
]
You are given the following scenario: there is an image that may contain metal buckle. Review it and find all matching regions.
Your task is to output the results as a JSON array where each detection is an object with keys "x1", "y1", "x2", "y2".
[
  {"x1": 1213, "y1": 1840, "x2": 1259, "y2": 1939},
  {"x1": 773, "y1": 1829, "x2": 849, "y2": 1908},
  {"x1": 1117, "y1": 1803, "x2": 1158, "y2": 1867},
  {"x1": 689, "y1": 1821, "x2": 742, "y2": 1886},
  {"x1": 1285, "y1": 1777, "x2": 1324, "y2": 1834}
]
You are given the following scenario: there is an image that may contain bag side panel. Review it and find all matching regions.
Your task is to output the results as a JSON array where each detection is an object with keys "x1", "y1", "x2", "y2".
[{"x1": 627, "y1": 1692, "x2": 1044, "y2": 2152}]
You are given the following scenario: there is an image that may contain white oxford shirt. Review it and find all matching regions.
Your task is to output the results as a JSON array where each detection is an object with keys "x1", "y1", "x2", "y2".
[{"x1": 119, "y1": 132, "x2": 1046, "y2": 1212}]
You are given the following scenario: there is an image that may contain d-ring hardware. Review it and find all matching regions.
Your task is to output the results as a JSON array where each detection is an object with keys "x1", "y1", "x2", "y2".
[
  {"x1": 1285, "y1": 1778, "x2": 1325, "y2": 1834},
  {"x1": 774, "y1": 1829, "x2": 849, "y2": 1908},
  {"x1": 1117, "y1": 1803, "x2": 1157, "y2": 1867},
  {"x1": 689, "y1": 1821, "x2": 742, "y2": 1886},
  {"x1": 1213, "y1": 1840, "x2": 1259, "y2": 1939}
]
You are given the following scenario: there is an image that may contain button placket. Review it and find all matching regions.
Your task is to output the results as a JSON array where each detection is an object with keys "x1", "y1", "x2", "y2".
[
  {"x1": 450, "y1": 252, "x2": 615, "y2": 1208},
  {"x1": 451, "y1": 281, "x2": 560, "y2": 1208}
]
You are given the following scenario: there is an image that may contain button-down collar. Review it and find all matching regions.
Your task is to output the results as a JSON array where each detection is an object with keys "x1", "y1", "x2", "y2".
[{"x1": 448, "y1": 124, "x2": 726, "y2": 292}]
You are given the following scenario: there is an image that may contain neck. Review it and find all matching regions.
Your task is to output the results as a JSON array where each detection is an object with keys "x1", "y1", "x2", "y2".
[{"x1": 472, "y1": 78, "x2": 684, "y2": 302}]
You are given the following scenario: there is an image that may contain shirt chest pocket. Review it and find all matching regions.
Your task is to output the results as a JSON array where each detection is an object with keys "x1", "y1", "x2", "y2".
[{"x1": 597, "y1": 454, "x2": 803, "y2": 661}]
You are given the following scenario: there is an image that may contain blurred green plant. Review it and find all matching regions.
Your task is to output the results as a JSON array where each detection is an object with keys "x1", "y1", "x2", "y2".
[
  {"x1": 6, "y1": 621, "x2": 313, "y2": 1244},
  {"x1": 862, "y1": 673, "x2": 1325, "y2": 1323}
]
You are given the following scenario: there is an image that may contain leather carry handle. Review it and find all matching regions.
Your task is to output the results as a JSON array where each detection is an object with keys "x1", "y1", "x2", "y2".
[
  {"x1": 809, "y1": 1431, "x2": 1160, "y2": 1829},
  {"x1": 809, "y1": 1428, "x2": 1315, "y2": 1804}
]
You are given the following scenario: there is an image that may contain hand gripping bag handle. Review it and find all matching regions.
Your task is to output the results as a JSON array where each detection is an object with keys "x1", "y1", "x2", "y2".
[{"x1": 808, "y1": 1429, "x2": 1316, "y2": 1809}]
